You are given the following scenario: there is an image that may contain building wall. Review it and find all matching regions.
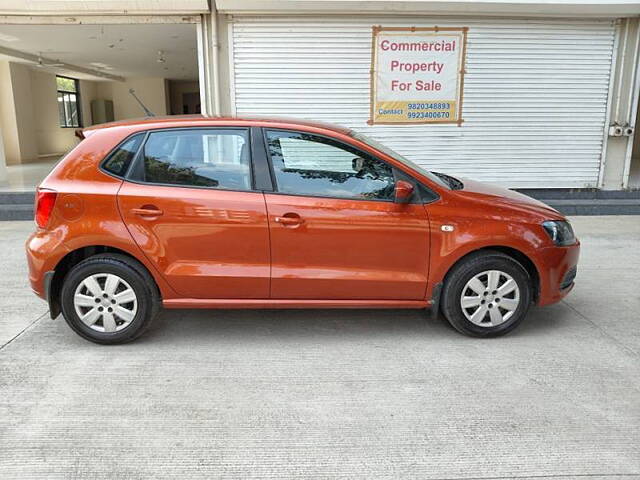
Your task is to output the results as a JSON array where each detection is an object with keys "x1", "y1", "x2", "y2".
[
  {"x1": 217, "y1": 15, "x2": 233, "y2": 116},
  {"x1": 0, "y1": 60, "x2": 20, "y2": 165},
  {"x1": 9, "y1": 63, "x2": 38, "y2": 163},
  {"x1": 0, "y1": 61, "x2": 40, "y2": 164},
  {"x1": 97, "y1": 77, "x2": 168, "y2": 120},
  {"x1": 0, "y1": 68, "x2": 171, "y2": 165},
  {"x1": 0, "y1": 62, "x2": 103, "y2": 163},
  {"x1": 79, "y1": 79, "x2": 97, "y2": 127},
  {"x1": 30, "y1": 69, "x2": 100, "y2": 156},
  {"x1": 168, "y1": 80, "x2": 199, "y2": 114},
  {"x1": 600, "y1": 18, "x2": 640, "y2": 189},
  {"x1": 31, "y1": 69, "x2": 66, "y2": 156}
]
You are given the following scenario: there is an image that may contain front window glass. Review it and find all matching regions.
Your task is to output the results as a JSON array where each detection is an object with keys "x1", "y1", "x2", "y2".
[
  {"x1": 140, "y1": 129, "x2": 251, "y2": 190},
  {"x1": 350, "y1": 131, "x2": 450, "y2": 189},
  {"x1": 266, "y1": 130, "x2": 395, "y2": 201}
]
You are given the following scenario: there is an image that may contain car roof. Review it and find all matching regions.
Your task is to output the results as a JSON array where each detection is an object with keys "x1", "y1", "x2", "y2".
[{"x1": 81, "y1": 115, "x2": 353, "y2": 136}]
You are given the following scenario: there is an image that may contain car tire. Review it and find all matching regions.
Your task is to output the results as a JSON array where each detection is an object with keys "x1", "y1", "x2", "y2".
[
  {"x1": 60, "y1": 253, "x2": 160, "y2": 344},
  {"x1": 441, "y1": 251, "x2": 533, "y2": 337}
]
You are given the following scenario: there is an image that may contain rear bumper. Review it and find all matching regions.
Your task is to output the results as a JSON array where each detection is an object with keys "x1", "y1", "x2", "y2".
[
  {"x1": 25, "y1": 228, "x2": 69, "y2": 300},
  {"x1": 536, "y1": 240, "x2": 580, "y2": 306}
]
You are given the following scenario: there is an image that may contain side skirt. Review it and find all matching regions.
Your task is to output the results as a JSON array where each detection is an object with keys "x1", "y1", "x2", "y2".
[{"x1": 163, "y1": 299, "x2": 430, "y2": 309}]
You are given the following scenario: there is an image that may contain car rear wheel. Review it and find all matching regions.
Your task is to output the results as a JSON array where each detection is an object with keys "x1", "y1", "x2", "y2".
[
  {"x1": 441, "y1": 251, "x2": 533, "y2": 337},
  {"x1": 60, "y1": 254, "x2": 160, "y2": 344}
]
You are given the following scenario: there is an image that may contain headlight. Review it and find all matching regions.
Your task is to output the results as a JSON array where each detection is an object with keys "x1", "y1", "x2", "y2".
[{"x1": 542, "y1": 220, "x2": 576, "y2": 246}]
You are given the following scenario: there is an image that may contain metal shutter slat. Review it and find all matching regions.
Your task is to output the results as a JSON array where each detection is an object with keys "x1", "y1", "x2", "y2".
[{"x1": 231, "y1": 16, "x2": 615, "y2": 188}]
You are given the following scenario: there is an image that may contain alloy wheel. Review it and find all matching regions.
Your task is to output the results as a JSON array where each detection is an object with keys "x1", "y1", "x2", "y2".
[
  {"x1": 460, "y1": 270, "x2": 520, "y2": 327},
  {"x1": 73, "y1": 273, "x2": 138, "y2": 333}
]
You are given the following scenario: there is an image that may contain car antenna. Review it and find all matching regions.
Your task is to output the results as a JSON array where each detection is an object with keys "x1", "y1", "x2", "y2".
[{"x1": 128, "y1": 88, "x2": 155, "y2": 117}]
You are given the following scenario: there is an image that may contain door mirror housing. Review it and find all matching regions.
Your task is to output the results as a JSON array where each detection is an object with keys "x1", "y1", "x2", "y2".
[{"x1": 394, "y1": 180, "x2": 414, "y2": 203}]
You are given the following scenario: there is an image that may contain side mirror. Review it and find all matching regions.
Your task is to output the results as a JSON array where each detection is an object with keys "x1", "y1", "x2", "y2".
[{"x1": 394, "y1": 180, "x2": 414, "y2": 203}]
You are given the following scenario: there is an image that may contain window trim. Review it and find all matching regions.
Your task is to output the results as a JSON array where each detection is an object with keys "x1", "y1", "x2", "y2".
[
  {"x1": 261, "y1": 128, "x2": 437, "y2": 204},
  {"x1": 56, "y1": 75, "x2": 82, "y2": 128},
  {"x1": 251, "y1": 127, "x2": 274, "y2": 191},
  {"x1": 123, "y1": 126, "x2": 258, "y2": 194},
  {"x1": 99, "y1": 132, "x2": 147, "y2": 180}
]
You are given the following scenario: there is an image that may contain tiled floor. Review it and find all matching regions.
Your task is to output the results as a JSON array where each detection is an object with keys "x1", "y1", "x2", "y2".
[{"x1": 0, "y1": 156, "x2": 60, "y2": 192}]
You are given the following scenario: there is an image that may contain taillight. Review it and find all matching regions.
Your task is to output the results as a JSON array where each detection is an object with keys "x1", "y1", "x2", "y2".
[{"x1": 35, "y1": 189, "x2": 57, "y2": 228}]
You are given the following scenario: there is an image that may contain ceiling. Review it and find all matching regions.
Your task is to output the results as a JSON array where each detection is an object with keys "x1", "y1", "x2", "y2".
[
  {"x1": 0, "y1": 23, "x2": 198, "y2": 81},
  {"x1": 0, "y1": 0, "x2": 208, "y2": 15},
  {"x1": 218, "y1": 0, "x2": 640, "y2": 17}
]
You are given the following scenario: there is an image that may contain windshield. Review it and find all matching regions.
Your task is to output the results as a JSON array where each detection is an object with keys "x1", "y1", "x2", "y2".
[{"x1": 350, "y1": 131, "x2": 451, "y2": 189}]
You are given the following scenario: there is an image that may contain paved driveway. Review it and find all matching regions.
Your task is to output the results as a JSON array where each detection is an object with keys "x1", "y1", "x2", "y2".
[{"x1": 1, "y1": 217, "x2": 639, "y2": 479}]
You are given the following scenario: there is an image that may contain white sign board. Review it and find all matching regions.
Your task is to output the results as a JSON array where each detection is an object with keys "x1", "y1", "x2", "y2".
[{"x1": 369, "y1": 26, "x2": 468, "y2": 125}]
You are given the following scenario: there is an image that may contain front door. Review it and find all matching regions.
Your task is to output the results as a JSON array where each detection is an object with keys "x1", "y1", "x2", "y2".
[
  {"x1": 262, "y1": 129, "x2": 430, "y2": 300},
  {"x1": 117, "y1": 127, "x2": 270, "y2": 299}
]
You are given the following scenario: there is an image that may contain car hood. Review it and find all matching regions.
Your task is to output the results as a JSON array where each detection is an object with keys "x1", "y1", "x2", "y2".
[{"x1": 452, "y1": 178, "x2": 564, "y2": 220}]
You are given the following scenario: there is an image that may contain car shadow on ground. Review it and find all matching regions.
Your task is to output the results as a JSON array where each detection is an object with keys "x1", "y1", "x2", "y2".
[{"x1": 134, "y1": 302, "x2": 572, "y2": 346}]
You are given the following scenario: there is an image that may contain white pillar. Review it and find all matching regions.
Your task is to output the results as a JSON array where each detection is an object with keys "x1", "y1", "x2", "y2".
[
  {"x1": 600, "y1": 18, "x2": 640, "y2": 189},
  {"x1": 197, "y1": 12, "x2": 221, "y2": 116}
]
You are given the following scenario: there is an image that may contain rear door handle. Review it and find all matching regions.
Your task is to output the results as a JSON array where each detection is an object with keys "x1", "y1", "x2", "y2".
[{"x1": 131, "y1": 206, "x2": 163, "y2": 217}]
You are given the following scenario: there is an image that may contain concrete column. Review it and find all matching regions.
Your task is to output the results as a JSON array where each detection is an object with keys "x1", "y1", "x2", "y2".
[
  {"x1": 196, "y1": 13, "x2": 221, "y2": 116},
  {"x1": 0, "y1": 60, "x2": 38, "y2": 166},
  {"x1": 601, "y1": 18, "x2": 640, "y2": 190},
  {"x1": 216, "y1": 13, "x2": 233, "y2": 116}
]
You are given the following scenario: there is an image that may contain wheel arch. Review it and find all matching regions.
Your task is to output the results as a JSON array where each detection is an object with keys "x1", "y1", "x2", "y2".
[
  {"x1": 48, "y1": 245, "x2": 162, "y2": 319},
  {"x1": 441, "y1": 245, "x2": 540, "y2": 303}
]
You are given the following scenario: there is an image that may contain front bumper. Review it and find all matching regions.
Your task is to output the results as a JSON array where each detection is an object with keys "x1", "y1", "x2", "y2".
[{"x1": 535, "y1": 240, "x2": 580, "y2": 306}]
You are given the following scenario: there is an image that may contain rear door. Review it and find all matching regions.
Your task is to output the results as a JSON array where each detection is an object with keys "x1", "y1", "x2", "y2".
[
  {"x1": 117, "y1": 127, "x2": 270, "y2": 299},
  {"x1": 261, "y1": 129, "x2": 431, "y2": 300}
]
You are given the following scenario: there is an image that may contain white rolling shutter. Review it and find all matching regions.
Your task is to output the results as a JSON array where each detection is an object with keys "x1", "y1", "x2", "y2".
[{"x1": 231, "y1": 16, "x2": 616, "y2": 188}]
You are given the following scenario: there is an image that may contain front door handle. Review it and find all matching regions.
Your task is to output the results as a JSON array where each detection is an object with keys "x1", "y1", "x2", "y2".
[
  {"x1": 131, "y1": 206, "x2": 163, "y2": 217},
  {"x1": 274, "y1": 213, "x2": 303, "y2": 226}
]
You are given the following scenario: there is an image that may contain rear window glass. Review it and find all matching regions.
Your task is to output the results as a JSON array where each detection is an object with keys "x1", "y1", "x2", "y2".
[
  {"x1": 135, "y1": 129, "x2": 251, "y2": 191},
  {"x1": 102, "y1": 134, "x2": 144, "y2": 177}
]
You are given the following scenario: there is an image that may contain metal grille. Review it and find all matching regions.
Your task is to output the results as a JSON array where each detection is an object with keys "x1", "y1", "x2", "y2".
[{"x1": 231, "y1": 16, "x2": 616, "y2": 188}]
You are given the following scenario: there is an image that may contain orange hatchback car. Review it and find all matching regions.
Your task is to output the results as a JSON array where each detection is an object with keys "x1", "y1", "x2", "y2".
[{"x1": 26, "y1": 116, "x2": 579, "y2": 344}]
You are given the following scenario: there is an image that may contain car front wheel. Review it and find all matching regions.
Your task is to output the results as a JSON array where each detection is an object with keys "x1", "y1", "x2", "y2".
[
  {"x1": 60, "y1": 254, "x2": 160, "y2": 344},
  {"x1": 441, "y1": 251, "x2": 533, "y2": 337}
]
